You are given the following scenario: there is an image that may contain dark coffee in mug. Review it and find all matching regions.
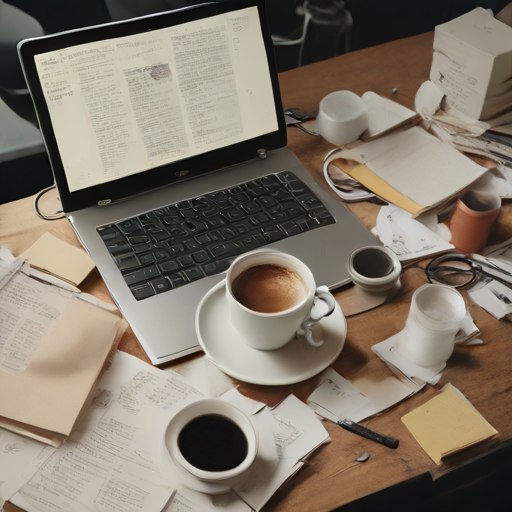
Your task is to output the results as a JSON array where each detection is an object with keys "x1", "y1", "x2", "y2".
[
  {"x1": 232, "y1": 263, "x2": 308, "y2": 313},
  {"x1": 352, "y1": 248, "x2": 394, "y2": 278},
  {"x1": 178, "y1": 414, "x2": 248, "y2": 472}
]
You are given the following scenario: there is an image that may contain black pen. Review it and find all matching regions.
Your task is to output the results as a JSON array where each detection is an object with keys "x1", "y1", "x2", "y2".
[{"x1": 315, "y1": 407, "x2": 399, "y2": 450}]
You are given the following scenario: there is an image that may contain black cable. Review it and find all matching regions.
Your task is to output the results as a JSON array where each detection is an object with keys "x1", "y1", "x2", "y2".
[{"x1": 32, "y1": 185, "x2": 66, "y2": 221}]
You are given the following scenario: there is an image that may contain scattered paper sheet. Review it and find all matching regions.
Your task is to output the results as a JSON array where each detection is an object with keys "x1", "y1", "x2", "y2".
[
  {"x1": 0, "y1": 429, "x2": 49, "y2": 510},
  {"x1": 469, "y1": 280, "x2": 512, "y2": 320},
  {"x1": 11, "y1": 351, "x2": 195, "y2": 512},
  {"x1": 307, "y1": 367, "x2": 423, "y2": 423},
  {"x1": 414, "y1": 80, "x2": 445, "y2": 119},
  {"x1": 0, "y1": 271, "x2": 70, "y2": 376},
  {"x1": 376, "y1": 203, "x2": 454, "y2": 261},
  {"x1": 361, "y1": 91, "x2": 419, "y2": 140},
  {"x1": 234, "y1": 393, "x2": 329, "y2": 512},
  {"x1": 372, "y1": 331, "x2": 446, "y2": 386},
  {"x1": 401, "y1": 383, "x2": 498, "y2": 463},
  {"x1": 171, "y1": 355, "x2": 236, "y2": 398},
  {"x1": 21, "y1": 232, "x2": 96, "y2": 287},
  {"x1": 307, "y1": 377, "x2": 370, "y2": 421}
]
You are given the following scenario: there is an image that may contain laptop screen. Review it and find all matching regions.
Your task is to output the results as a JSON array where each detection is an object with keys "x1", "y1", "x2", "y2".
[{"x1": 19, "y1": 0, "x2": 286, "y2": 211}]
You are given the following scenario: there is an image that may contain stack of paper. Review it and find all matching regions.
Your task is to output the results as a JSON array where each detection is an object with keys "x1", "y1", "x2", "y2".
[
  {"x1": 0, "y1": 246, "x2": 126, "y2": 445},
  {"x1": 430, "y1": 8, "x2": 512, "y2": 122},
  {"x1": 401, "y1": 384, "x2": 498, "y2": 464},
  {"x1": 341, "y1": 127, "x2": 488, "y2": 217}
]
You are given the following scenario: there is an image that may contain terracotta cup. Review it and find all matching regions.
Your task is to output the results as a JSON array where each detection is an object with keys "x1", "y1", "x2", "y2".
[{"x1": 449, "y1": 191, "x2": 501, "y2": 254}]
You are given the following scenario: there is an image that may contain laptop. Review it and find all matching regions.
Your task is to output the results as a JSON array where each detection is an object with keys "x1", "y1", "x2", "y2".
[{"x1": 18, "y1": 0, "x2": 377, "y2": 365}]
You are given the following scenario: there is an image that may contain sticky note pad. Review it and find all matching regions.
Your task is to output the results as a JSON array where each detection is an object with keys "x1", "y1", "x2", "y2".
[
  {"x1": 21, "y1": 232, "x2": 96, "y2": 287},
  {"x1": 401, "y1": 384, "x2": 498, "y2": 464}
]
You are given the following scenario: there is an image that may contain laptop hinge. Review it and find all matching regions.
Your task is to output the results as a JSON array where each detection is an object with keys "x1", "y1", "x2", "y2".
[{"x1": 257, "y1": 149, "x2": 267, "y2": 159}]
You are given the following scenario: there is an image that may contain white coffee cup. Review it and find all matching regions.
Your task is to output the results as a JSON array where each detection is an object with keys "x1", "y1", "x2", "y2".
[
  {"x1": 165, "y1": 399, "x2": 258, "y2": 488},
  {"x1": 226, "y1": 250, "x2": 336, "y2": 350},
  {"x1": 316, "y1": 90, "x2": 369, "y2": 145},
  {"x1": 397, "y1": 284, "x2": 467, "y2": 368},
  {"x1": 346, "y1": 245, "x2": 401, "y2": 294}
]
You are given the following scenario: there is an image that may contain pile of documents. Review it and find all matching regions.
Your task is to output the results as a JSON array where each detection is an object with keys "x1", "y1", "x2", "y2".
[
  {"x1": 0, "y1": 246, "x2": 126, "y2": 446},
  {"x1": 430, "y1": 8, "x2": 512, "y2": 123},
  {"x1": 2, "y1": 350, "x2": 331, "y2": 512}
]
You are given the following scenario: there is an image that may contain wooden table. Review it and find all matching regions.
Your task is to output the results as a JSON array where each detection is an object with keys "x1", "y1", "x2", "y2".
[{"x1": 2, "y1": 32, "x2": 512, "y2": 512}]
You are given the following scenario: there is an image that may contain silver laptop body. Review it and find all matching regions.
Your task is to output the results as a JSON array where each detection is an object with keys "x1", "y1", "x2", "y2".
[{"x1": 19, "y1": 0, "x2": 377, "y2": 364}]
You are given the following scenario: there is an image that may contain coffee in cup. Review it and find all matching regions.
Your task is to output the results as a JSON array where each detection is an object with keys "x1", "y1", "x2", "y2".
[
  {"x1": 178, "y1": 414, "x2": 248, "y2": 472},
  {"x1": 226, "y1": 250, "x2": 336, "y2": 350},
  {"x1": 231, "y1": 263, "x2": 308, "y2": 314}
]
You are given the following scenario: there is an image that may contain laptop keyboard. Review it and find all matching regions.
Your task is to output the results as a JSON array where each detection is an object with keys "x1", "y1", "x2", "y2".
[{"x1": 97, "y1": 171, "x2": 335, "y2": 300}]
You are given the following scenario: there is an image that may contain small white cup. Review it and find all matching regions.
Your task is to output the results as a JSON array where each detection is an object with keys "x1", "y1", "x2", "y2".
[
  {"x1": 346, "y1": 245, "x2": 401, "y2": 294},
  {"x1": 316, "y1": 90, "x2": 369, "y2": 145},
  {"x1": 165, "y1": 399, "x2": 258, "y2": 487},
  {"x1": 226, "y1": 250, "x2": 336, "y2": 350},
  {"x1": 397, "y1": 284, "x2": 467, "y2": 368}
]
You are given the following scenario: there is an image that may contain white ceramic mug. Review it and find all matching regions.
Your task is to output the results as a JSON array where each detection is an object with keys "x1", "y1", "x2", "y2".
[
  {"x1": 316, "y1": 90, "x2": 369, "y2": 145},
  {"x1": 226, "y1": 250, "x2": 336, "y2": 350},
  {"x1": 165, "y1": 399, "x2": 258, "y2": 488},
  {"x1": 397, "y1": 284, "x2": 467, "y2": 368}
]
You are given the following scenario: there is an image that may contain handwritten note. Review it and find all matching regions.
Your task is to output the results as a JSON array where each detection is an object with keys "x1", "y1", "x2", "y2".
[{"x1": 0, "y1": 272, "x2": 70, "y2": 375}]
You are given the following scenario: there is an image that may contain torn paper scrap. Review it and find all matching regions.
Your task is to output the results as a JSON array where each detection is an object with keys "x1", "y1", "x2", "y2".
[{"x1": 376, "y1": 203, "x2": 453, "y2": 261}]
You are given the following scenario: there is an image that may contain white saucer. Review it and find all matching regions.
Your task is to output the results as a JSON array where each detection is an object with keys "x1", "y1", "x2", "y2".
[{"x1": 196, "y1": 280, "x2": 347, "y2": 386}]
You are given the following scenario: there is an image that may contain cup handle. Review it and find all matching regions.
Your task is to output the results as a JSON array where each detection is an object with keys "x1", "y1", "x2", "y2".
[{"x1": 300, "y1": 285, "x2": 336, "y2": 348}]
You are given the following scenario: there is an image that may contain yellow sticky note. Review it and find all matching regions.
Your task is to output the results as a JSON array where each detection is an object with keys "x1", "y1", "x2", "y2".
[{"x1": 401, "y1": 384, "x2": 498, "y2": 464}]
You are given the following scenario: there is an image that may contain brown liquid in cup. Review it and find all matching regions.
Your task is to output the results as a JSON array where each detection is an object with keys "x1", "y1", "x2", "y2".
[{"x1": 232, "y1": 264, "x2": 307, "y2": 313}]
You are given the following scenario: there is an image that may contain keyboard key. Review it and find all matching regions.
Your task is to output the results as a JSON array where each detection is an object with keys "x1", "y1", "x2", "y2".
[
  {"x1": 184, "y1": 266, "x2": 203, "y2": 281},
  {"x1": 107, "y1": 242, "x2": 131, "y2": 255},
  {"x1": 117, "y1": 219, "x2": 142, "y2": 234},
  {"x1": 149, "y1": 230, "x2": 169, "y2": 242},
  {"x1": 159, "y1": 260, "x2": 179, "y2": 273},
  {"x1": 124, "y1": 264, "x2": 158, "y2": 283},
  {"x1": 101, "y1": 231, "x2": 122, "y2": 241},
  {"x1": 209, "y1": 230, "x2": 223, "y2": 241},
  {"x1": 184, "y1": 239, "x2": 201, "y2": 251},
  {"x1": 168, "y1": 272, "x2": 187, "y2": 288},
  {"x1": 177, "y1": 201, "x2": 190, "y2": 209},
  {"x1": 262, "y1": 227, "x2": 287, "y2": 243},
  {"x1": 181, "y1": 208, "x2": 199, "y2": 219},
  {"x1": 192, "y1": 250, "x2": 210, "y2": 263},
  {"x1": 206, "y1": 216, "x2": 225, "y2": 227},
  {"x1": 250, "y1": 213, "x2": 269, "y2": 225},
  {"x1": 223, "y1": 208, "x2": 245, "y2": 222},
  {"x1": 139, "y1": 253, "x2": 156, "y2": 264},
  {"x1": 166, "y1": 243, "x2": 184, "y2": 256},
  {"x1": 230, "y1": 193, "x2": 250, "y2": 205},
  {"x1": 177, "y1": 255, "x2": 194, "y2": 267},
  {"x1": 150, "y1": 276, "x2": 171, "y2": 294},
  {"x1": 242, "y1": 201, "x2": 263, "y2": 214},
  {"x1": 116, "y1": 253, "x2": 140, "y2": 270},
  {"x1": 259, "y1": 195, "x2": 277, "y2": 208},
  {"x1": 124, "y1": 269, "x2": 147, "y2": 285},
  {"x1": 154, "y1": 250, "x2": 169, "y2": 260},
  {"x1": 130, "y1": 282, "x2": 155, "y2": 300},
  {"x1": 133, "y1": 243, "x2": 152, "y2": 254},
  {"x1": 195, "y1": 233, "x2": 211, "y2": 245},
  {"x1": 169, "y1": 227, "x2": 188, "y2": 238},
  {"x1": 128, "y1": 235, "x2": 150, "y2": 244},
  {"x1": 185, "y1": 219, "x2": 206, "y2": 234}
]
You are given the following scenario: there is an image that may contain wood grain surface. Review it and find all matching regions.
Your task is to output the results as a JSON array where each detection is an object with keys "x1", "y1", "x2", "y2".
[{"x1": 1, "y1": 32, "x2": 512, "y2": 512}]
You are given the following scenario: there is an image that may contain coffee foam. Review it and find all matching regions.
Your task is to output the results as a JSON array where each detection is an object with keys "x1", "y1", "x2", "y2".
[{"x1": 232, "y1": 264, "x2": 307, "y2": 314}]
